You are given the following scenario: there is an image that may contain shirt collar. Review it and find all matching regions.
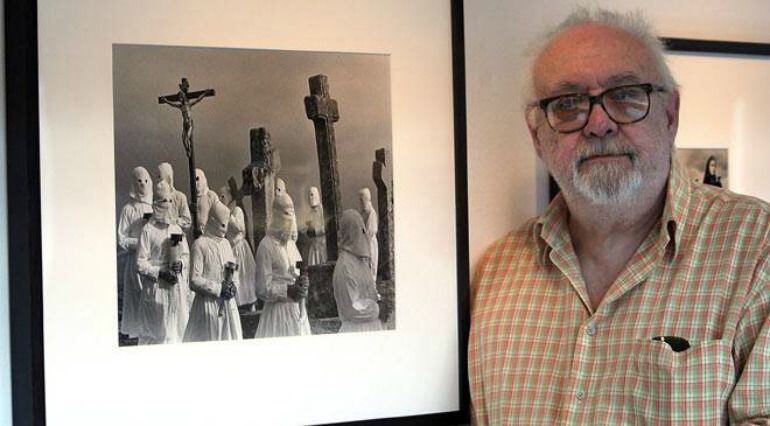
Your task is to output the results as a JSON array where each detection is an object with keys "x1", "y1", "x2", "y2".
[
  {"x1": 659, "y1": 156, "x2": 691, "y2": 260},
  {"x1": 534, "y1": 156, "x2": 691, "y2": 265}
]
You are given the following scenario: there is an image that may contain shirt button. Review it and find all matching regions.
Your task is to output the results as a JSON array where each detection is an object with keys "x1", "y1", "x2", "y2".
[
  {"x1": 576, "y1": 390, "x2": 585, "y2": 401},
  {"x1": 586, "y1": 323, "x2": 597, "y2": 336}
]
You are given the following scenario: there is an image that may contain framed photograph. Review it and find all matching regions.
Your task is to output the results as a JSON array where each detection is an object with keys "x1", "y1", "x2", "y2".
[
  {"x1": 662, "y1": 37, "x2": 770, "y2": 202},
  {"x1": 675, "y1": 148, "x2": 729, "y2": 189},
  {"x1": 7, "y1": 1, "x2": 470, "y2": 425}
]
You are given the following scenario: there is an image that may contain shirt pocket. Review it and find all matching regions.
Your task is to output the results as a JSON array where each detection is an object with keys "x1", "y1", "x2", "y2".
[{"x1": 624, "y1": 339, "x2": 734, "y2": 424}]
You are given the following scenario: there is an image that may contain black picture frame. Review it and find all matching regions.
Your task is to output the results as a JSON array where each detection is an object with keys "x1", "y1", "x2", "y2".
[
  {"x1": 5, "y1": 1, "x2": 470, "y2": 425},
  {"x1": 547, "y1": 37, "x2": 770, "y2": 202}
]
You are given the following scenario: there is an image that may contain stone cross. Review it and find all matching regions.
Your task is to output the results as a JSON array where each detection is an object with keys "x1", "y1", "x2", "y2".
[
  {"x1": 158, "y1": 77, "x2": 216, "y2": 239},
  {"x1": 304, "y1": 74, "x2": 342, "y2": 261},
  {"x1": 373, "y1": 148, "x2": 394, "y2": 281},
  {"x1": 241, "y1": 127, "x2": 280, "y2": 246}
]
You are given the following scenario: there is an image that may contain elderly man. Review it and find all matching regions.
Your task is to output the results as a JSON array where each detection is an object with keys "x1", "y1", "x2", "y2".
[{"x1": 469, "y1": 8, "x2": 770, "y2": 425}]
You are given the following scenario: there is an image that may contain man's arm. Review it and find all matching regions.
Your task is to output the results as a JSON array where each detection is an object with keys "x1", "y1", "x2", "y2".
[{"x1": 728, "y1": 249, "x2": 770, "y2": 423}]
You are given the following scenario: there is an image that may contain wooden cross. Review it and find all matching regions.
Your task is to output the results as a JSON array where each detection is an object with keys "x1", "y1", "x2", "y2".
[
  {"x1": 158, "y1": 78, "x2": 216, "y2": 238},
  {"x1": 304, "y1": 74, "x2": 342, "y2": 261}
]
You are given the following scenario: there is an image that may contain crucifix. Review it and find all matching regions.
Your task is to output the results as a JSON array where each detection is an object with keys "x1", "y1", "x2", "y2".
[
  {"x1": 304, "y1": 74, "x2": 342, "y2": 261},
  {"x1": 158, "y1": 77, "x2": 216, "y2": 239}
]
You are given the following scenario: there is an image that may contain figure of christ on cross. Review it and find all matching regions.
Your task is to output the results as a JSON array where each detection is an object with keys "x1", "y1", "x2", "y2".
[{"x1": 158, "y1": 78, "x2": 216, "y2": 238}]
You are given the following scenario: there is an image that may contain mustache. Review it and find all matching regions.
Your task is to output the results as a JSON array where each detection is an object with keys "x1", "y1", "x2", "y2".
[{"x1": 575, "y1": 139, "x2": 638, "y2": 165}]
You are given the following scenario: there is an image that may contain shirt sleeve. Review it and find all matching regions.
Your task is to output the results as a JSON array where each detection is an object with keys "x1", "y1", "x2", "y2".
[
  {"x1": 728, "y1": 249, "x2": 770, "y2": 423},
  {"x1": 255, "y1": 240, "x2": 288, "y2": 302},
  {"x1": 468, "y1": 243, "x2": 500, "y2": 426},
  {"x1": 136, "y1": 225, "x2": 159, "y2": 280},
  {"x1": 189, "y1": 242, "x2": 222, "y2": 298}
]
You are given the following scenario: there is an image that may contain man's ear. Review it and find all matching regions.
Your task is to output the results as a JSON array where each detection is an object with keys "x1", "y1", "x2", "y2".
[
  {"x1": 526, "y1": 107, "x2": 545, "y2": 159},
  {"x1": 665, "y1": 89, "x2": 680, "y2": 144}
]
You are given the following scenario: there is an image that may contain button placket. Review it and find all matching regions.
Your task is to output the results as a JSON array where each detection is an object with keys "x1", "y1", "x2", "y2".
[{"x1": 585, "y1": 323, "x2": 596, "y2": 336}]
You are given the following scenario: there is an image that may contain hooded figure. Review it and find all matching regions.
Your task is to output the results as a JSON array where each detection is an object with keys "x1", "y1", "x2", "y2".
[
  {"x1": 275, "y1": 178, "x2": 302, "y2": 267},
  {"x1": 219, "y1": 185, "x2": 258, "y2": 307},
  {"x1": 254, "y1": 193, "x2": 312, "y2": 338},
  {"x1": 194, "y1": 168, "x2": 220, "y2": 235},
  {"x1": 305, "y1": 186, "x2": 326, "y2": 265},
  {"x1": 136, "y1": 181, "x2": 191, "y2": 344},
  {"x1": 332, "y1": 209, "x2": 382, "y2": 333},
  {"x1": 703, "y1": 156, "x2": 723, "y2": 188},
  {"x1": 183, "y1": 200, "x2": 243, "y2": 342},
  {"x1": 157, "y1": 162, "x2": 193, "y2": 231},
  {"x1": 117, "y1": 166, "x2": 154, "y2": 338},
  {"x1": 358, "y1": 188, "x2": 379, "y2": 282}
]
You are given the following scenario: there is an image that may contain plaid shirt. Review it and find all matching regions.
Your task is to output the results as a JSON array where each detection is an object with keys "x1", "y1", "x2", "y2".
[{"x1": 469, "y1": 161, "x2": 770, "y2": 425}]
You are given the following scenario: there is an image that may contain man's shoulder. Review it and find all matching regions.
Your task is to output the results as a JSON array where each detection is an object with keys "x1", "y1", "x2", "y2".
[
  {"x1": 474, "y1": 217, "x2": 542, "y2": 285},
  {"x1": 481, "y1": 217, "x2": 541, "y2": 261},
  {"x1": 688, "y1": 185, "x2": 770, "y2": 235}
]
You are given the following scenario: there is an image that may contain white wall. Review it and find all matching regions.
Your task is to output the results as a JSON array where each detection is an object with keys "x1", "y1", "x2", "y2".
[{"x1": 465, "y1": 0, "x2": 770, "y2": 270}]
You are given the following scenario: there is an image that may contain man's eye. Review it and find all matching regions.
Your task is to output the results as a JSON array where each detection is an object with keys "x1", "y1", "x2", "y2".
[
  {"x1": 553, "y1": 96, "x2": 581, "y2": 111},
  {"x1": 608, "y1": 87, "x2": 641, "y2": 102}
]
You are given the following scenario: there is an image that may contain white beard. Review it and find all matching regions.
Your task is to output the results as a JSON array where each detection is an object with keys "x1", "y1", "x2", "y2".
[
  {"x1": 573, "y1": 159, "x2": 642, "y2": 204},
  {"x1": 570, "y1": 138, "x2": 642, "y2": 204}
]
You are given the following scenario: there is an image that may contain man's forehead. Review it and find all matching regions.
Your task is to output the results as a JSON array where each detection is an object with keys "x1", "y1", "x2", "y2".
[
  {"x1": 533, "y1": 23, "x2": 657, "y2": 96},
  {"x1": 548, "y1": 73, "x2": 645, "y2": 94}
]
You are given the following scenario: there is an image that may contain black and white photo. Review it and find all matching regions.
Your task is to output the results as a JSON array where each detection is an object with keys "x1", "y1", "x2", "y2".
[{"x1": 113, "y1": 44, "x2": 396, "y2": 345}]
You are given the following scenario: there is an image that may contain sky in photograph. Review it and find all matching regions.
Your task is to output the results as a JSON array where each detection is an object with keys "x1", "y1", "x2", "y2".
[{"x1": 113, "y1": 44, "x2": 392, "y2": 228}]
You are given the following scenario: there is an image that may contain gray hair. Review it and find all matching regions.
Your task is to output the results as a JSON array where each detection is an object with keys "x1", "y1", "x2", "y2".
[{"x1": 523, "y1": 7, "x2": 678, "y2": 105}]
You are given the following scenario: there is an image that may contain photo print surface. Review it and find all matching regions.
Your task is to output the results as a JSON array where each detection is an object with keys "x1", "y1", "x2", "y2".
[
  {"x1": 675, "y1": 148, "x2": 729, "y2": 190},
  {"x1": 114, "y1": 44, "x2": 395, "y2": 346}
]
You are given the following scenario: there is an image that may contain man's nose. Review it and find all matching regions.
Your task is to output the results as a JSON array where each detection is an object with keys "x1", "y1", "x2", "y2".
[{"x1": 582, "y1": 102, "x2": 618, "y2": 138}]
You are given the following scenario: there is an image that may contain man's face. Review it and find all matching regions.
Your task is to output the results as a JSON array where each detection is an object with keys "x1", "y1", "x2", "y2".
[{"x1": 528, "y1": 24, "x2": 679, "y2": 205}]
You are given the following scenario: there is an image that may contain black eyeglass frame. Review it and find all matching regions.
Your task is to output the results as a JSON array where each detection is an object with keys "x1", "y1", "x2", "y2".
[{"x1": 536, "y1": 83, "x2": 667, "y2": 133}]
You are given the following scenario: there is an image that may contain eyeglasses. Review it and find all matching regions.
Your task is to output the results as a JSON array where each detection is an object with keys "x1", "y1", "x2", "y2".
[{"x1": 536, "y1": 83, "x2": 666, "y2": 133}]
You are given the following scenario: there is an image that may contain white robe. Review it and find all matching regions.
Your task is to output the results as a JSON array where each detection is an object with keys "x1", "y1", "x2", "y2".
[
  {"x1": 196, "y1": 189, "x2": 219, "y2": 231},
  {"x1": 227, "y1": 206, "x2": 257, "y2": 306},
  {"x1": 117, "y1": 199, "x2": 153, "y2": 337},
  {"x1": 136, "y1": 222, "x2": 190, "y2": 344},
  {"x1": 183, "y1": 234, "x2": 243, "y2": 342},
  {"x1": 361, "y1": 207, "x2": 379, "y2": 282},
  {"x1": 306, "y1": 205, "x2": 326, "y2": 265},
  {"x1": 170, "y1": 189, "x2": 192, "y2": 231},
  {"x1": 333, "y1": 250, "x2": 383, "y2": 333},
  {"x1": 254, "y1": 235, "x2": 311, "y2": 338}
]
